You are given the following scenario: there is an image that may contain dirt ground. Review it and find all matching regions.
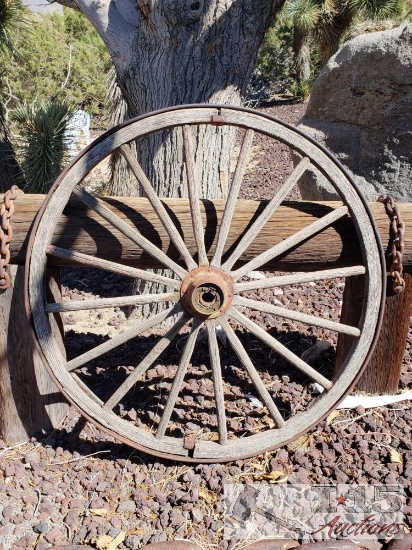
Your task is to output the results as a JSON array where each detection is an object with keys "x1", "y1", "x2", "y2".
[{"x1": 0, "y1": 101, "x2": 411, "y2": 550}]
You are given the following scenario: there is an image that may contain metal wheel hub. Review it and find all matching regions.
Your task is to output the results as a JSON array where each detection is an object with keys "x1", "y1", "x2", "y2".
[{"x1": 180, "y1": 266, "x2": 234, "y2": 319}]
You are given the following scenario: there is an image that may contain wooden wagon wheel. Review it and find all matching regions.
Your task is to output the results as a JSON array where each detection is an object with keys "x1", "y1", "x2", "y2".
[{"x1": 25, "y1": 105, "x2": 385, "y2": 462}]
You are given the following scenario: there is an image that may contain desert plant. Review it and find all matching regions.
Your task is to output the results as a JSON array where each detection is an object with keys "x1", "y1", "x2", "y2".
[
  {"x1": 283, "y1": 0, "x2": 405, "y2": 87},
  {"x1": 13, "y1": 101, "x2": 71, "y2": 193},
  {"x1": 0, "y1": 0, "x2": 24, "y2": 57},
  {"x1": 250, "y1": 16, "x2": 294, "y2": 102},
  {"x1": 0, "y1": 0, "x2": 27, "y2": 190},
  {"x1": 3, "y1": 8, "x2": 110, "y2": 116}
]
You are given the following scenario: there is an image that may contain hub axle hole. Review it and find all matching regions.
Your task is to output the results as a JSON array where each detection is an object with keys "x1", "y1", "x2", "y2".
[{"x1": 201, "y1": 291, "x2": 215, "y2": 304}]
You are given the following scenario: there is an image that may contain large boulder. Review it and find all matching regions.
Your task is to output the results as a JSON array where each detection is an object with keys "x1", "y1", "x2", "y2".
[{"x1": 297, "y1": 25, "x2": 412, "y2": 201}]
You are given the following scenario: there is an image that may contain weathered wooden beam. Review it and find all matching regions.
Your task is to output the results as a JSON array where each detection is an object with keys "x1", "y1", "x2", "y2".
[
  {"x1": 0, "y1": 266, "x2": 68, "y2": 443},
  {"x1": 336, "y1": 273, "x2": 412, "y2": 394},
  {"x1": 9, "y1": 196, "x2": 412, "y2": 271}
]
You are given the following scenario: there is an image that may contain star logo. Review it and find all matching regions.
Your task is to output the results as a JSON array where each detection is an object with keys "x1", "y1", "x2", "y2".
[{"x1": 337, "y1": 494, "x2": 346, "y2": 506}]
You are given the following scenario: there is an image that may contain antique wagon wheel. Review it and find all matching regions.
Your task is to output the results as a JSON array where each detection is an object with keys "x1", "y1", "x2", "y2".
[{"x1": 26, "y1": 105, "x2": 385, "y2": 462}]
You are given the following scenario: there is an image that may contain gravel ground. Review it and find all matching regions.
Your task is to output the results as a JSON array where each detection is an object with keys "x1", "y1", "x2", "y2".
[{"x1": 0, "y1": 101, "x2": 411, "y2": 550}]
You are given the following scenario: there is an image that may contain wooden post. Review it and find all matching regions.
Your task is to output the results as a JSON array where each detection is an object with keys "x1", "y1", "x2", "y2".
[
  {"x1": 335, "y1": 272, "x2": 412, "y2": 394},
  {"x1": 0, "y1": 265, "x2": 68, "y2": 443}
]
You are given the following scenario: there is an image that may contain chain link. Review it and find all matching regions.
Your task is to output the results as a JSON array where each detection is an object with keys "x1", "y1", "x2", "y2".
[
  {"x1": 0, "y1": 185, "x2": 24, "y2": 290},
  {"x1": 378, "y1": 194, "x2": 405, "y2": 293}
]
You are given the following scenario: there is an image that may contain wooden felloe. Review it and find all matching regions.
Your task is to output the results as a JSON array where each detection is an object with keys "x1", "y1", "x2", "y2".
[{"x1": 1, "y1": 105, "x2": 408, "y2": 461}]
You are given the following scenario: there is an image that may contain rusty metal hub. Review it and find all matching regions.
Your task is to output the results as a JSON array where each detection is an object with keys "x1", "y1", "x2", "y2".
[{"x1": 180, "y1": 266, "x2": 233, "y2": 319}]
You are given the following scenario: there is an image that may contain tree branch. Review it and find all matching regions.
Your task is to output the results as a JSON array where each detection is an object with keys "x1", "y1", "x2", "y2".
[
  {"x1": 52, "y1": 0, "x2": 79, "y2": 11},
  {"x1": 54, "y1": 0, "x2": 138, "y2": 62}
]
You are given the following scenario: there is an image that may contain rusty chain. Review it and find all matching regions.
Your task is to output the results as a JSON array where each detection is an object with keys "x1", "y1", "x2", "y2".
[
  {"x1": 0, "y1": 185, "x2": 24, "y2": 290},
  {"x1": 378, "y1": 194, "x2": 405, "y2": 293}
]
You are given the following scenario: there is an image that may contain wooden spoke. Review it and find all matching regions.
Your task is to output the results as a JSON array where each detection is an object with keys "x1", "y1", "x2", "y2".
[
  {"x1": 219, "y1": 317, "x2": 285, "y2": 428},
  {"x1": 210, "y1": 129, "x2": 255, "y2": 268},
  {"x1": 119, "y1": 144, "x2": 197, "y2": 271},
  {"x1": 72, "y1": 186, "x2": 188, "y2": 279},
  {"x1": 182, "y1": 125, "x2": 208, "y2": 267},
  {"x1": 222, "y1": 157, "x2": 310, "y2": 271},
  {"x1": 231, "y1": 205, "x2": 348, "y2": 281},
  {"x1": 104, "y1": 313, "x2": 191, "y2": 411},
  {"x1": 67, "y1": 303, "x2": 182, "y2": 372},
  {"x1": 46, "y1": 292, "x2": 179, "y2": 313},
  {"x1": 234, "y1": 296, "x2": 361, "y2": 337},
  {"x1": 228, "y1": 307, "x2": 333, "y2": 390},
  {"x1": 206, "y1": 319, "x2": 228, "y2": 444},
  {"x1": 46, "y1": 246, "x2": 181, "y2": 288},
  {"x1": 156, "y1": 318, "x2": 203, "y2": 439},
  {"x1": 235, "y1": 266, "x2": 366, "y2": 292}
]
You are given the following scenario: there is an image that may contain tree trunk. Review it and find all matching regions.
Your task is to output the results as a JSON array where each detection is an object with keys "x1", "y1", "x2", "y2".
[
  {"x1": 0, "y1": 107, "x2": 25, "y2": 192},
  {"x1": 73, "y1": 0, "x2": 284, "y2": 320},
  {"x1": 293, "y1": 23, "x2": 311, "y2": 84},
  {"x1": 109, "y1": 0, "x2": 281, "y2": 198},
  {"x1": 319, "y1": 10, "x2": 354, "y2": 68},
  {"x1": 319, "y1": 35, "x2": 341, "y2": 68},
  {"x1": 106, "y1": 68, "x2": 137, "y2": 196}
]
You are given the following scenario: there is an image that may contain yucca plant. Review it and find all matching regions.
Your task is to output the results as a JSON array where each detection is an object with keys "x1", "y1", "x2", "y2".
[
  {"x1": 285, "y1": 0, "x2": 321, "y2": 83},
  {"x1": 0, "y1": 0, "x2": 23, "y2": 58},
  {"x1": 284, "y1": 0, "x2": 405, "y2": 88},
  {"x1": 13, "y1": 101, "x2": 71, "y2": 193}
]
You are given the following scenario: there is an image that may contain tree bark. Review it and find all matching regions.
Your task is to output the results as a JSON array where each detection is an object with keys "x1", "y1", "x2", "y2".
[
  {"x1": 106, "y1": 68, "x2": 137, "y2": 197},
  {"x1": 293, "y1": 23, "x2": 311, "y2": 84}
]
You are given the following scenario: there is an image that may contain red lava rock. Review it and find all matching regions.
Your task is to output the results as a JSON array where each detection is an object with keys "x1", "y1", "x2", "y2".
[
  {"x1": 44, "y1": 526, "x2": 66, "y2": 544},
  {"x1": 141, "y1": 542, "x2": 201, "y2": 550},
  {"x1": 14, "y1": 534, "x2": 37, "y2": 547},
  {"x1": 170, "y1": 508, "x2": 185, "y2": 527},
  {"x1": 355, "y1": 541, "x2": 383, "y2": 550},
  {"x1": 299, "y1": 542, "x2": 360, "y2": 549},
  {"x1": 386, "y1": 533, "x2": 412, "y2": 549},
  {"x1": 243, "y1": 540, "x2": 299, "y2": 549},
  {"x1": 2, "y1": 504, "x2": 15, "y2": 519}
]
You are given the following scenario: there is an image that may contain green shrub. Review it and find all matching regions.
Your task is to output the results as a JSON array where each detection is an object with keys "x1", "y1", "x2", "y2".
[
  {"x1": 1, "y1": 8, "x2": 110, "y2": 115},
  {"x1": 254, "y1": 16, "x2": 294, "y2": 96},
  {"x1": 13, "y1": 100, "x2": 71, "y2": 193}
]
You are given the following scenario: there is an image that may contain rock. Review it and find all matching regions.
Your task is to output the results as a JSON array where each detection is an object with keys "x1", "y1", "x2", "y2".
[
  {"x1": 355, "y1": 541, "x2": 383, "y2": 550},
  {"x1": 243, "y1": 540, "x2": 299, "y2": 550},
  {"x1": 299, "y1": 542, "x2": 360, "y2": 549},
  {"x1": 2, "y1": 504, "x2": 15, "y2": 519},
  {"x1": 149, "y1": 532, "x2": 168, "y2": 543},
  {"x1": 170, "y1": 508, "x2": 185, "y2": 527},
  {"x1": 386, "y1": 533, "x2": 412, "y2": 549},
  {"x1": 116, "y1": 499, "x2": 137, "y2": 513},
  {"x1": 301, "y1": 340, "x2": 331, "y2": 363},
  {"x1": 192, "y1": 508, "x2": 203, "y2": 523},
  {"x1": 15, "y1": 534, "x2": 37, "y2": 547},
  {"x1": 141, "y1": 542, "x2": 200, "y2": 549},
  {"x1": 125, "y1": 535, "x2": 141, "y2": 550},
  {"x1": 33, "y1": 522, "x2": 49, "y2": 534},
  {"x1": 44, "y1": 526, "x2": 65, "y2": 544},
  {"x1": 297, "y1": 25, "x2": 412, "y2": 202}
]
